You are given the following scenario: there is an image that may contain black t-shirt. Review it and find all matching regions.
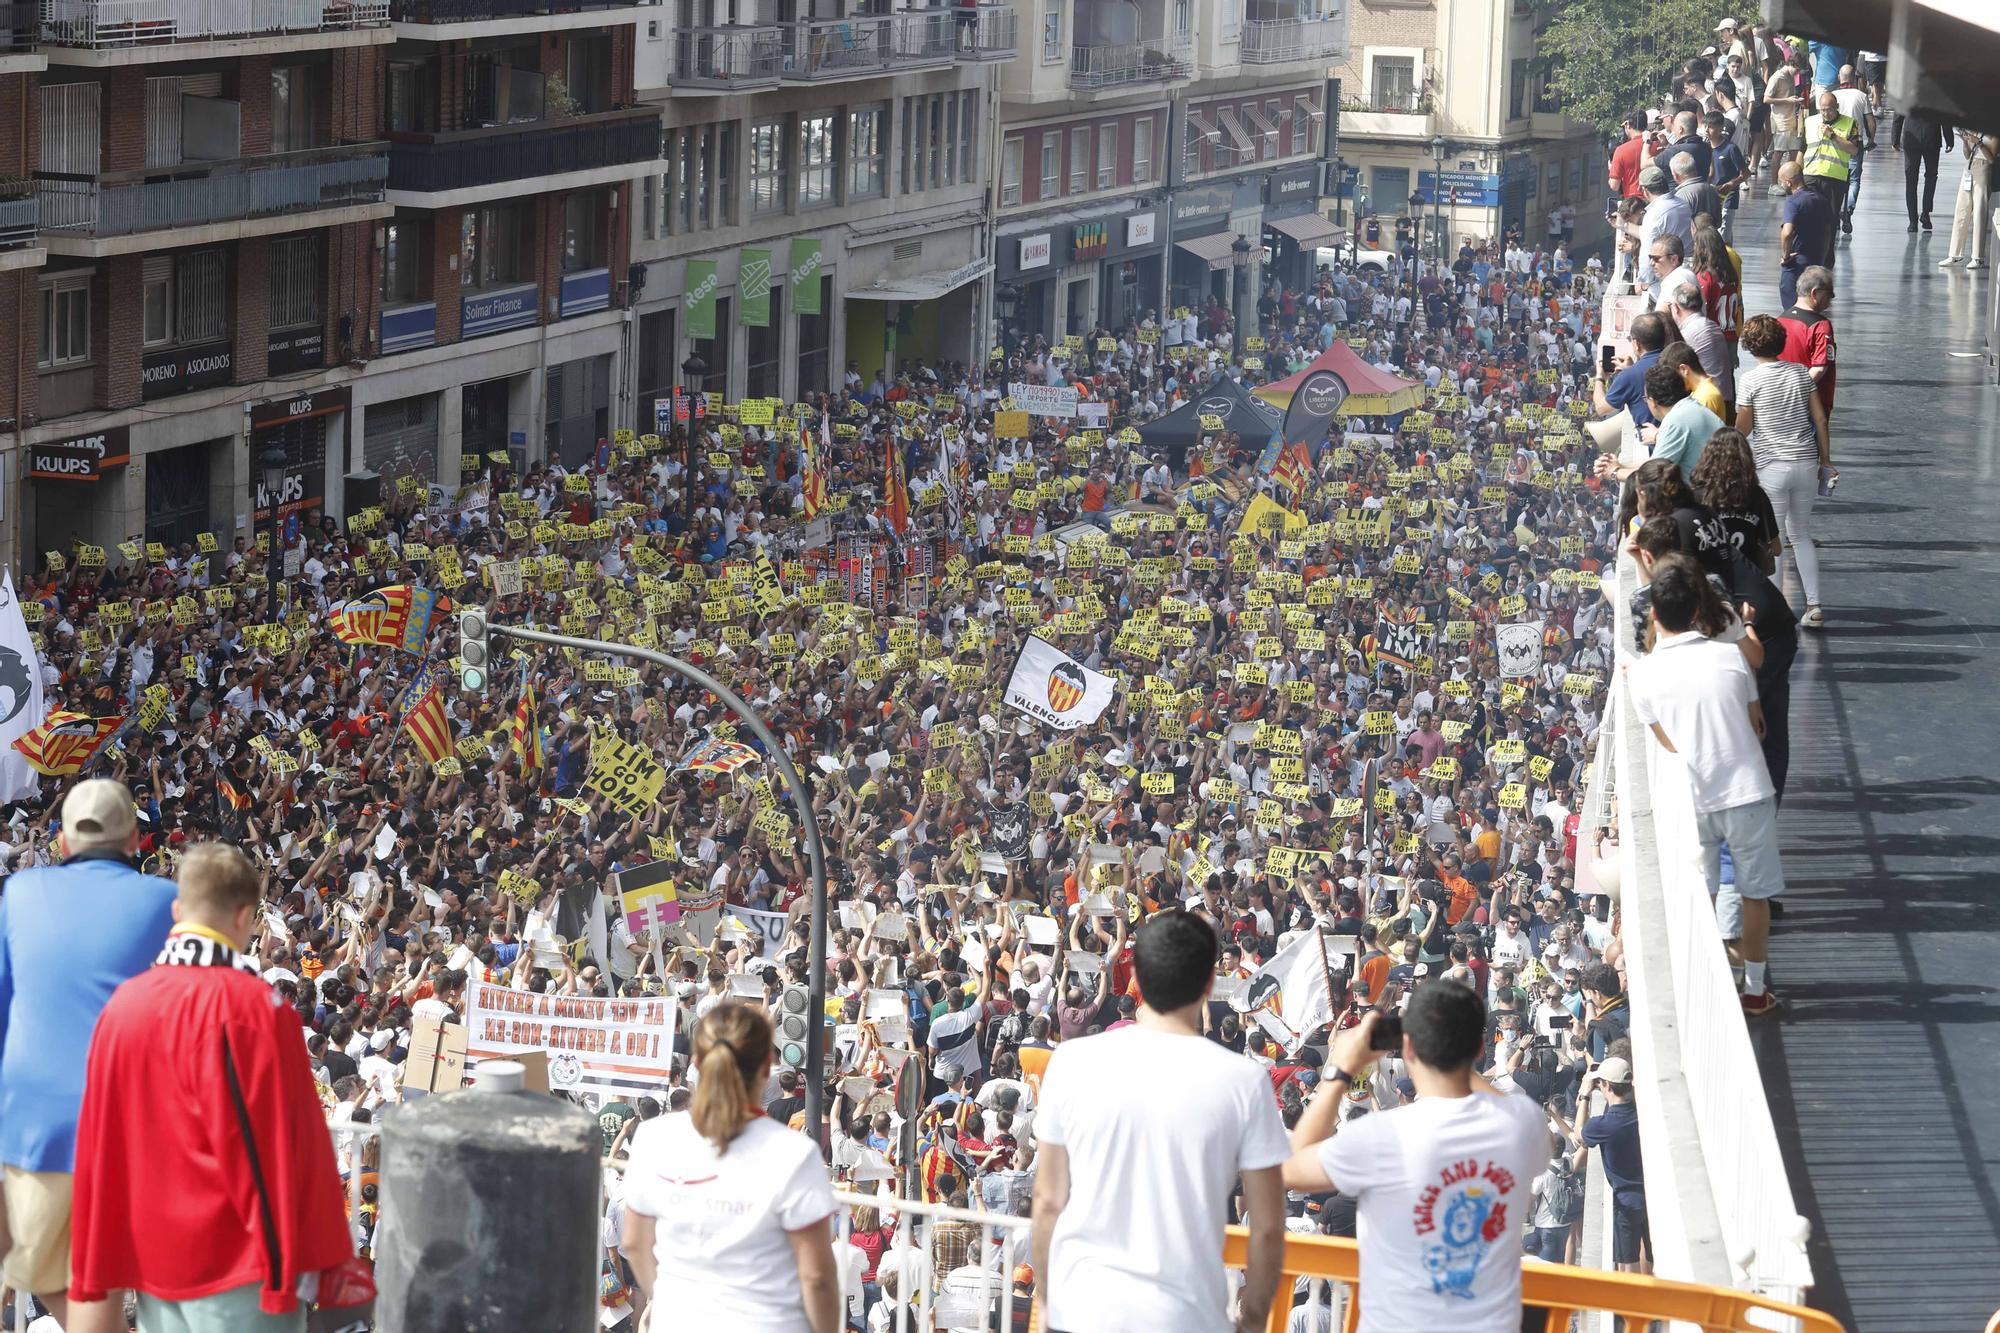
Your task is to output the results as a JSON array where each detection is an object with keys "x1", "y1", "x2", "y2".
[
  {"x1": 1718, "y1": 550, "x2": 1798, "y2": 643},
  {"x1": 1713, "y1": 491, "x2": 1779, "y2": 568},
  {"x1": 320, "y1": 1048, "x2": 359, "y2": 1084}
]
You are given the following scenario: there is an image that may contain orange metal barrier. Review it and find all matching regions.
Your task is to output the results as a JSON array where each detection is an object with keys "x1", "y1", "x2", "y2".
[{"x1": 1219, "y1": 1228, "x2": 1850, "y2": 1333}]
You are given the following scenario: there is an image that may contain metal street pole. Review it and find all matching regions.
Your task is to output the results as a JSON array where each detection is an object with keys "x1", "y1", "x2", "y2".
[{"x1": 485, "y1": 621, "x2": 833, "y2": 1153}]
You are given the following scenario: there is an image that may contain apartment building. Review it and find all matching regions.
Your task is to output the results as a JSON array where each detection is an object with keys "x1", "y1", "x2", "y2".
[
  {"x1": 0, "y1": 0, "x2": 655, "y2": 561},
  {"x1": 992, "y1": 0, "x2": 1345, "y2": 342},
  {"x1": 1332, "y1": 0, "x2": 1606, "y2": 257},
  {"x1": 624, "y1": 5, "x2": 1010, "y2": 423}
]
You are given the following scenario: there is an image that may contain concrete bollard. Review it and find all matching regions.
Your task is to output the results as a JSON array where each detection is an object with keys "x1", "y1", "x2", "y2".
[{"x1": 375, "y1": 1063, "x2": 603, "y2": 1333}]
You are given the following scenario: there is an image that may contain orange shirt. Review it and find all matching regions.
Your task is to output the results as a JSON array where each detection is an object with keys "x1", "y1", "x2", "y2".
[
  {"x1": 1018, "y1": 1044, "x2": 1053, "y2": 1093},
  {"x1": 1443, "y1": 873, "x2": 1479, "y2": 924}
]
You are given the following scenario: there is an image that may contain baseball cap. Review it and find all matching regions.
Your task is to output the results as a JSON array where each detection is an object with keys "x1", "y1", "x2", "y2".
[
  {"x1": 1594, "y1": 1055, "x2": 1633, "y2": 1084},
  {"x1": 1637, "y1": 165, "x2": 1670, "y2": 193},
  {"x1": 62, "y1": 779, "x2": 137, "y2": 847},
  {"x1": 1715, "y1": 16, "x2": 1738, "y2": 29}
]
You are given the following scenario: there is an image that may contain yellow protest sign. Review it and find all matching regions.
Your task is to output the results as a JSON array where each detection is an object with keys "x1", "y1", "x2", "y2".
[{"x1": 585, "y1": 728, "x2": 667, "y2": 819}]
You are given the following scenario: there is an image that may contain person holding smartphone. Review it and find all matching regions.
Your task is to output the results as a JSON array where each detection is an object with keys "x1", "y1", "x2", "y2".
[{"x1": 1279, "y1": 984, "x2": 1551, "y2": 1332}]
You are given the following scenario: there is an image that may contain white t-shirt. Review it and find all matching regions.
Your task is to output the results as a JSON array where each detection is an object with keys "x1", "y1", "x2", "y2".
[
  {"x1": 1320, "y1": 1090, "x2": 1550, "y2": 1333},
  {"x1": 1036, "y1": 1027, "x2": 1290, "y2": 1332},
  {"x1": 1627, "y1": 631, "x2": 1773, "y2": 813},
  {"x1": 622, "y1": 1112, "x2": 836, "y2": 1333}
]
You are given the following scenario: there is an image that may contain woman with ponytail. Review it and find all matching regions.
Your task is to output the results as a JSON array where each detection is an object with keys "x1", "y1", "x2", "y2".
[{"x1": 621, "y1": 1003, "x2": 841, "y2": 1333}]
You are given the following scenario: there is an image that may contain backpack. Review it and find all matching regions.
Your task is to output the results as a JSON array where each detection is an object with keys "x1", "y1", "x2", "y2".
[{"x1": 1541, "y1": 1166, "x2": 1584, "y2": 1225}]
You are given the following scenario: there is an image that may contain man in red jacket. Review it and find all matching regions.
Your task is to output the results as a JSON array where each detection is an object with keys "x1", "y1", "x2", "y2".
[{"x1": 69, "y1": 843, "x2": 353, "y2": 1331}]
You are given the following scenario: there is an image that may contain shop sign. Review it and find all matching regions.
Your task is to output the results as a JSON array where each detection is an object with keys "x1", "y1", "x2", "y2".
[
  {"x1": 1127, "y1": 214, "x2": 1156, "y2": 246},
  {"x1": 141, "y1": 342, "x2": 233, "y2": 401},
  {"x1": 1071, "y1": 221, "x2": 1110, "y2": 261},
  {"x1": 30, "y1": 426, "x2": 130, "y2": 482},
  {"x1": 267, "y1": 326, "x2": 325, "y2": 377},
  {"x1": 250, "y1": 386, "x2": 351, "y2": 432},
  {"x1": 1019, "y1": 234, "x2": 1053, "y2": 270}
]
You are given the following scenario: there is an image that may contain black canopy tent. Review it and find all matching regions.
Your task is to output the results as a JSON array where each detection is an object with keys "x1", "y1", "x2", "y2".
[{"x1": 1135, "y1": 375, "x2": 1282, "y2": 474}]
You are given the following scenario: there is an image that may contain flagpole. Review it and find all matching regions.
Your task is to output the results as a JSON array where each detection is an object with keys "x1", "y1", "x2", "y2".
[{"x1": 483, "y1": 621, "x2": 834, "y2": 1155}]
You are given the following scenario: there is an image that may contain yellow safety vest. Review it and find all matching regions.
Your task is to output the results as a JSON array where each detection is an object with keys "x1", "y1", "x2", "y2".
[{"x1": 1804, "y1": 114, "x2": 1856, "y2": 182}]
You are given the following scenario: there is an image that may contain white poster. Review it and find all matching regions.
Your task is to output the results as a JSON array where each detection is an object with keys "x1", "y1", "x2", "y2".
[
  {"x1": 726, "y1": 906, "x2": 791, "y2": 961},
  {"x1": 0, "y1": 571, "x2": 47, "y2": 803},
  {"x1": 1003, "y1": 636, "x2": 1117, "y2": 731},
  {"x1": 1006, "y1": 382, "x2": 1081, "y2": 419},
  {"x1": 1233, "y1": 930, "x2": 1334, "y2": 1054},
  {"x1": 1496, "y1": 621, "x2": 1545, "y2": 678},
  {"x1": 464, "y1": 980, "x2": 677, "y2": 1103}
]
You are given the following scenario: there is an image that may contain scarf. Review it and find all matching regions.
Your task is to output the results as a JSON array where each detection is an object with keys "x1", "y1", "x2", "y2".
[{"x1": 157, "y1": 924, "x2": 264, "y2": 978}]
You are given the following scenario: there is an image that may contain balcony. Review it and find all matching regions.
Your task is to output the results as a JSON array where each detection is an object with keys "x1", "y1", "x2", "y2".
[
  {"x1": 1067, "y1": 33, "x2": 1191, "y2": 89},
  {"x1": 1340, "y1": 89, "x2": 1436, "y2": 139},
  {"x1": 386, "y1": 107, "x2": 660, "y2": 201},
  {"x1": 954, "y1": 2, "x2": 1014, "y2": 60},
  {"x1": 1239, "y1": 13, "x2": 1340, "y2": 64},
  {"x1": 0, "y1": 182, "x2": 40, "y2": 272},
  {"x1": 38, "y1": 0, "x2": 388, "y2": 52},
  {"x1": 34, "y1": 142, "x2": 386, "y2": 250},
  {"x1": 389, "y1": 0, "x2": 643, "y2": 37},
  {"x1": 671, "y1": 23, "x2": 783, "y2": 91},
  {"x1": 780, "y1": 10, "x2": 952, "y2": 81},
  {"x1": 1, "y1": 1, "x2": 40, "y2": 63}
]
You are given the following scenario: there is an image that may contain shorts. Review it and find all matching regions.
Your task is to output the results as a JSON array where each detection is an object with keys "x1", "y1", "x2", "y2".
[
  {"x1": 1699, "y1": 798, "x2": 1786, "y2": 941},
  {"x1": 1749, "y1": 103, "x2": 1770, "y2": 134},
  {"x1": 1612, "y1": 1200, "x2": 1651, "y2": 1264},
  {"x1": 1861, "y1": 57, "x2": 1886, "y2": 82},
  {"x1": 1773, "y1": 131, "x2": 1803, "y2": 152},
  {"x1": 136, "y1": 1283, "x2": 307, "y2": 1333},
  {"x1": 2, "y1": 1165, "x2": 72, "y2": 1295}
]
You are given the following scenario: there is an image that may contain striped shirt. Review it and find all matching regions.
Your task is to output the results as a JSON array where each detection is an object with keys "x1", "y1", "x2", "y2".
[{"x1": 1737, "y1": 358, "x2": 1820, "y2": 467}]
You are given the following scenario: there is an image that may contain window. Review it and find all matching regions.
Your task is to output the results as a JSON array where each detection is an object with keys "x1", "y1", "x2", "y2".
[
  {"x1": 641, "y1": 174, "x2": 656, "y2": 239},
  {"x1": 1509, "y1": 57, "x2": 1528, "y2": 120},
  {"x1": 381, "y1": 214, "x2": 426, "y2": 305},
  {"x1": 849, "y1": 104, "x2": 886, "y2": 200},
  {"x1": 1096, "y1": 123, "x2": 1116, "y2": 188},
  {"x1": 928, "y1": 97, "x2": 944, "y2": 189},
  {"x1": 1042, "y1": 1, "x2": 1061, "y2": 61},
  {"x1": 901, "y1": 99, "x2": 919, "y2": 193},
  {"x1": 942, "y1": 95, "x2": 959, "y2": 187},
  {"x1": 715, "y1": 121, "x2": 737, "y2": 226},
  {"x1": 269, "y1": 235, "x2": 320, "y2": 329},
  {"x1": 1371, "y1": 55, "x2": 1414, "y2": 109},
  {"x1": 750, "y1": 119, "x2": 788, "y2": 215},
  {"x1": 142, "y1": 250, "x2": 226, "y2": 347},
  {"x1": 958, "y1": 91, "x2": 976, "y2": 179},
  {"x1": 1002, "y1": 136, "x2": 1023, "y2": 205},
  {"x1": 385, "y1": 61, "x2": 434, "y2": 133},
  {"x1": 561, "y1": 190, "x2": 607, "y2": 271},
  {"x1": 799, "y1": 113, "x2": 837, "y2": 209},
  {"x1": 1133, "y1": 117, "x2": 1152, "y2": 183},
  {"x1": 1039, "y1": 136, "x2": 1060, "y2": 199},
  {"x1": 142, "y1": 257, "x2": 172, "y2": 348},
  {"x1": 271, "y1": 63, "x2": 327, "y2": 153},
  {"x1": 1068, "y1": 127, "x2": 1088, "y2": 194},
  {"x1": 40, "y1": 274, "x2": 89, "y2": 368},
  {"x1": 1265, "y1": 100, "x2": 1283, "y2": 156},
  {"x1": 1292, "y1": 94, "x2": 1311, "y2": 154},
  {"x1": 692, "y1": 125, "x2": 711, "y2": 228},
  {"x1": 1220, "y1": 0, "x2": 1237, "y2": 42},
  {"x1": 1172, "y1": 0, "x2": 1189, "y2": 35},
  {"x1": 460, "y1": 202, "x2": 528, "y2": 288}
]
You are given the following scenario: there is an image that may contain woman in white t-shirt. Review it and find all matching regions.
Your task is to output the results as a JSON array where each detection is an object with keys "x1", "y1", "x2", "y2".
[{"x1": 622, "y1": 1003, "x2": 841, "y2": 1333}]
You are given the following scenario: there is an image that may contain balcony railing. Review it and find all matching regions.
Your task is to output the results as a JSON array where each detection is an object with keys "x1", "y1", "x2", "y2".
[
  {"x1": 0, "y1": 183, "x2": 35, "y2": 250},
  {"x1": 954, "y1": 2, "x2": 1014, "y2": 60},
  {"x1": 672, "y1": 22, "x2": 783, "y2": 89},
  {"x1": 390, "y1": 0, "x2": 628, "y2": 19},
  {"x1": 1239, "y1": 13, "x2": 1340, "y2": 63},
  {"x1": 39, "y1": 0, "x2": 387, "y2": 47},
  {"x1": 1068, "y1": 33, "x2": 1191, "y2": 88},
  {"x1": 1, "y1": 1, "x2": 35, "y2": 47},
  {"x1": 34, "y1": 142, "x2": 386, "y2": 237},
  {"x1": 386, "y1": 107, "x2": 659, "y2": 194},
  {"x1": 780, "y1": 11, "x2": 951, "y2": 80},
  {"x1": 1343, "y1": 88, "x2": 1430, "y2": 114}
]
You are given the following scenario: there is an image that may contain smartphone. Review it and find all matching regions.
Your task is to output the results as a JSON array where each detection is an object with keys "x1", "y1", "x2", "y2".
[
  {"x1": 1370, "y1": 1014, "x2": 1404, "y2": 1052},
  {"x1": 1600, "y1": 344, "x2": 1616, "y2": 376},
  {"x1": 1548, "y1": 1013, "x2": 1573, "y2": 1030}
]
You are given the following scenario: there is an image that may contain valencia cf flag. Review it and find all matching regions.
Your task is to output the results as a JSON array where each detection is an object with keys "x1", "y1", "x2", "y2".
[
  {"x1": 11, "y1": 711, "x2": 121, "y2": 777},
  {"x1": 333, "y1": 585, "x2": 442, "y2": 654},
  {"x1": 1002, "y1": 636, "x2": 1117, "y2": 732}
]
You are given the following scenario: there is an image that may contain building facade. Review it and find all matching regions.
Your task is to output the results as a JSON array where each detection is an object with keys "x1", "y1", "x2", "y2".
[{"x1": 1332, "y1": 0, "x2": 1607, "y2": 259}]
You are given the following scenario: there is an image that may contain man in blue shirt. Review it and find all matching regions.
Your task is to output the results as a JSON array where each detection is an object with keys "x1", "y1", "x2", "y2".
[
  {"x1": 1572, "y1": 1056, "x2": 1648, "y2": 1273},
  {"x1": 1778, "y1": 161, "x2": 1834, "y2": 307},
  {"x1": 1591, "y1": 311, "x2": 1667, "y2": 429},
  {"x1": 0, "y1": 780, "x2": 177, "y2": 1323}
]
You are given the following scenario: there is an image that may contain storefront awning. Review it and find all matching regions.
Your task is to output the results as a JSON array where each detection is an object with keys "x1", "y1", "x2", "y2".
[
  {"x1": 847, "y1": 260, "x2": 992, "y2": 303},
  {"x1": 1266, "y1": 213, "x2": 1344, "y2": 247},
  {"x1": 1175, "y1": 231, "x2": 1243, "y2": 271},
  {"x1": 1185, "y1": 109, "x2": 1220, "y2": 144}
]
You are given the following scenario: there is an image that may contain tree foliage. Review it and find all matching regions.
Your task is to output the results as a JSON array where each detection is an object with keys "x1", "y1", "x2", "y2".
[{"x1": 1539, "y1": 0, "x2": 1740, "y2": 134}]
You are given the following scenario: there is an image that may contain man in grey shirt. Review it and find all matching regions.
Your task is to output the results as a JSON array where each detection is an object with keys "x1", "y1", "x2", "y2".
[
  {"x1": 1671, "y1": 151, "x2": 1723, "y2": 227},
  {"x1": 1669, "y1": 282, "x2": 1734, "y2": 406}
]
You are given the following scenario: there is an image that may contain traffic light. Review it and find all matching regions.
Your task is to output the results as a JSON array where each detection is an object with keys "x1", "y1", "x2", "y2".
[
  {"x1": 458, "y1": 607, "x2": 489, "y2": 695},
  {"x1": 775, "y1": 984, "x2": 811, "y2": 1070}
]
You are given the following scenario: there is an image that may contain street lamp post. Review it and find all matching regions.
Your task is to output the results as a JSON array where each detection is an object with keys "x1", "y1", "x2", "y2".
[
  {"x1": 1430, "y1": 135, "x2": 1448, "y2": 275},
  {"x1": 679, "y1": 353, "x2": 707, "y2": 529},
  {"x1": 1231, "y1": 232, "x2": 1254, "y2": 347},
  {"x1": 258, "y1": 441, "x2": 288, "y2": 622}
]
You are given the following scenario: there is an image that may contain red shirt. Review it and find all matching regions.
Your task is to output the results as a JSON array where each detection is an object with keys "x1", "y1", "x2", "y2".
[
  {"x1": 70, "y1": 940, "x2": 353, "y2": 1313},
  {"x1": 1609, "y1": 135, "x2": 1646, "y2": 199},
  {"x1": 1778, "y1": 307, "x2": 1837, "y2": 412}
]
